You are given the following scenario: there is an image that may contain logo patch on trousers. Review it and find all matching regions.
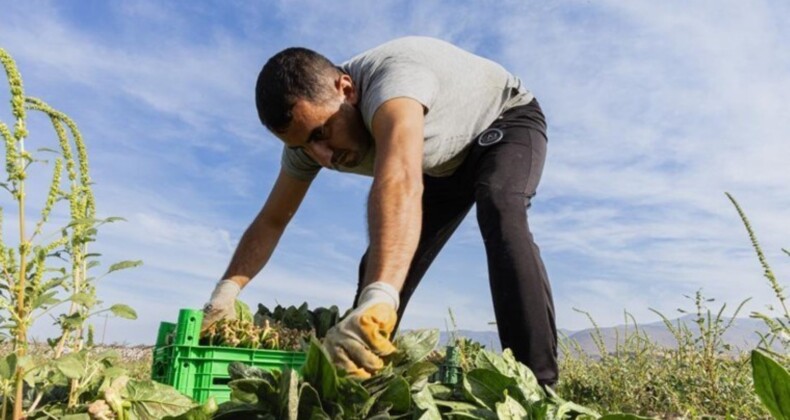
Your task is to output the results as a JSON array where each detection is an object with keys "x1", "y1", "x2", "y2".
[{"x1": 477, "y1": 128, "x2": 504, "y2": 146}]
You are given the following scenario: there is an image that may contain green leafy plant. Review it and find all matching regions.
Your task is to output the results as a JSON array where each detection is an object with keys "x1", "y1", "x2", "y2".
[
  {"x1": 726, "y1": 192, "x2": 790, "y2": 418},
  {"x1": 207, "y1": 329, "x2": 650, "y2": 419},
  {"x1": 254, "y1": 302, "x2": 340, "y2": 339},
  {"x1": 751, "y1": 348, "x2": 790, "y2": 419},
  {"x1": 0, "y1": 47, "x2": 203, "y2": 420},
  {"x1": 560, "y1": 299, "x2": 766, "y2": 417},
  {"x1": 197, "y1": 302, "x2": 341, "y2": 351}
]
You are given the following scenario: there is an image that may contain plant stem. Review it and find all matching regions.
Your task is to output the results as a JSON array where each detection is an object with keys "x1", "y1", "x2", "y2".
[
  {"x1": 13, "y1": 167, "x2": 26, "y2": 420},
  {"x1": 25, "y1": 390, "x2": 44, "y2": 416},
  {"x1": 2, "y1": 390, "x2": 8, "y2": 420}
]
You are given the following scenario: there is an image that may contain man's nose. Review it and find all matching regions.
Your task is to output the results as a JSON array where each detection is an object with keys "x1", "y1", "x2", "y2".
[{"x1": 306, "y1": 142, "x2": 333, "y2": 168}]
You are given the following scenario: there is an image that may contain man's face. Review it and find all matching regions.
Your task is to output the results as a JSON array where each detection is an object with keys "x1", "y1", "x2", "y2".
[{"x1": 276, "y1": 74, "x2": 372, "y2": 169}]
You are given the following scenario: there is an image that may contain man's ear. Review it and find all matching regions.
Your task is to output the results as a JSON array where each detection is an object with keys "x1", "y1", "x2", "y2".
[{"x1": 338, "y1": 74, "x2": 358, "y2": 105}]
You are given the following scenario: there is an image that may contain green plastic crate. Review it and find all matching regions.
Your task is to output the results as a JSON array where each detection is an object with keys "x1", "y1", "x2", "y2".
[{"x1": 151, "y1": 308, "x2": 306, "y2": 403}]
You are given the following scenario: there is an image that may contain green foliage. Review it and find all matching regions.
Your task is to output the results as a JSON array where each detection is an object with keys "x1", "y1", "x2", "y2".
[
  {"x1": 215, "y1": 330, "x2": 614, "y2": 419},
  {"x1": 727, "y1": 193, "x2": 790, "y2": 418},
  {"x1": 198, "y1": 302, "x2": 343, "y2": 352},
  {"x1": 107, "y1": 260, "x2": 143, "y2": 275},
  {"x1": 559, "y1": 299, "x2": 768, "y2": 418},
  {"x1": 234, "y1": 299, "x2": 253, "y2": 323},
  {"x1": 254, "y1": 302, "x2": 341, "y2": 339},
  {"x1": 727, "y1": 192, "x2": 790, "y2": 361},
  {"x1": 0, "y1": 47, "x2": 201, "y2": 419},
  {"x1": 109, "y1": 304, "x2": 138, "y2": 320},
  {"x1": 558, "y1": 193, "x2": 789, "y2": 418},
  {"x1": 752, "y1": 348, "x2": 790, "y2": 419}
]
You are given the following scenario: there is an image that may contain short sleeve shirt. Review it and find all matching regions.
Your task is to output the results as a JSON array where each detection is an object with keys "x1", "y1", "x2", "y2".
[{"x1": 281, "y1": 36, "x2": 533, "y2": 181}]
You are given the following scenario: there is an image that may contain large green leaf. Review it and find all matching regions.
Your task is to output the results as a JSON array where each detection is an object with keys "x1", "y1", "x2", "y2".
[
  {"x1": 298, "y1": 383, "x2": 327, "y2": 419},
  {"x1": 235, "y1": 299, "x2": 254, "y2": 322},
  {"x1": 163, "y1": 397, "x2": 218, "y2": 419},
  {"x1": 362, "y1": 366, "x2": 396, "y2": 395},
  {"x1": 308, "y1": 406, "x2": 332, "y2": 419},
  {"x1": 301, "y1": 338, "x2": 339, "y2": 401},
  {"x1": 378, "y1": 375, "x2": 411, "y2": 413},
  {"x1": 404, "y1": 360, "x2": 439, "y2": 388},
  {"x1": 391, "y1": 329, "x2": 439, "y2": 367},
  {"x1": 502, "y1": 350, "x2": 542, "y2": 398},
  {"x1": 312, "y1": 306, "x2": 340, "y2": 338},
  {"x1": 337, "y1": 371, "x2": 370, "y2": 416},
  {"x1": 110, "y1": 303, "x2": 137, "y2": 320},
  {"x1": 427, "y1": 383, "x2": 455, "y2": 403},
  {"x1": 434, "y1": 399, "x2": 488, "y2": 412},
  {"x1": 123, "y1": 379, "x2": 198, "y2": 419},
  {"x1": 752, "y1": 348, "x2": 790, "y2": 420},
  {"x1": 56, "y1": 351, "x2": 87, "y2": 379},
  {"x1": 554, "y1": 399, "x2": 601, "y2": 418},
  {"x1": 495, "y1": 394, "x2": 528, "y2": 419},
  {"x1": 463, "y1": 368, "x2": 517, "y2": 410},
  {"x1": 228, "y1": 378, "x2": 268, "y2": 405},
  {"x1": 212, "y1": 401, "x2": 267, "y2": 420},
  {"x1": 473, "y1": 348, "x2": 509, "y2": 372},
  {"x1": 474, "y1": 349, "x2": 542, "y2": 404},
  {"x1": 412, "y1": 385, "x2": 442, "y2": 420}
]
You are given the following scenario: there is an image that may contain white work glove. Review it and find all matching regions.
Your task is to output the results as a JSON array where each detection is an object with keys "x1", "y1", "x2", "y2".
[
  {"x1": 201, "y1": 279, "x2": 241, "y2": 331},
  {"x1": 323, "y1": 282, "x2": 400, "y2": 379}
]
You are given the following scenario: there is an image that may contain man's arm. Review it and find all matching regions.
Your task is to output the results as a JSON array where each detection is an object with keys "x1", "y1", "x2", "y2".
[
  {"x1": 222, "y1": 168, "x2": 312, "y2": 287},
  {"x1": 322, "y1": 98, "x2": 423, "y2": 378},
  {"x1": 364, "y1": 97, "x2": 426, "y2": 290}
]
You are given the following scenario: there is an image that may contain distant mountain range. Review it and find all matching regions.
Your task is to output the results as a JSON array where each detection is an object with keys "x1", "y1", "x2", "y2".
[{"x1": 433, "y1": 315, "x2": 778, "y2": 356}]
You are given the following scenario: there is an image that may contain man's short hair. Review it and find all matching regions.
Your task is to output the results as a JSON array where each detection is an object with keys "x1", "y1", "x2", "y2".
[{"x1": 255, "y1": 47, "x2": 341, "y2": 133}]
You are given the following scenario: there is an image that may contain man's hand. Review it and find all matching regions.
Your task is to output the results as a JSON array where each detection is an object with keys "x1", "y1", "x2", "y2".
[
  {"x1": 201, "y1": 279, "x2": 241, "y2": 331},
  {"x1": 323, "y1": 282, "x2": 400, "y2": 379}
]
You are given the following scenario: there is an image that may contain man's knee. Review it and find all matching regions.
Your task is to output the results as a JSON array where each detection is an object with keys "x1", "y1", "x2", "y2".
[{"x1": 475, "y1": 183, "x2": 531, "y2": 230}]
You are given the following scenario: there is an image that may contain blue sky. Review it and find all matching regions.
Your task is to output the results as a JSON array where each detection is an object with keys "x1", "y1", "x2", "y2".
[{"x1": 1, "y1": 1, "x2": 788, "y2": 345}]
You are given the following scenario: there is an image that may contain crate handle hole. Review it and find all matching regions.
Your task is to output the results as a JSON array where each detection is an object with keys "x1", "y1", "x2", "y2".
[{"x1": 213, "y1": 377, "x2": 231, "y2": 386}]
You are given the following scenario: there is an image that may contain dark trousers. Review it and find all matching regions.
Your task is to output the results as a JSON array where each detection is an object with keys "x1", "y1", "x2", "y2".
[{"x1": 355, "y1": 99, "x2": 558, "y2": 385}]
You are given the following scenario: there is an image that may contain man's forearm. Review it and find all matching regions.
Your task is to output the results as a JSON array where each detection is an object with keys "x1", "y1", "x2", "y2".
[
  {"x1": 364, "y1": 173, "x2": 423, "y2": 290},
  {"x1": 222, "y1": 221, "x2": 285, "y2": 288},
  {"x1": 219, "y1": 169, "x2": 310, "y2": 288}
]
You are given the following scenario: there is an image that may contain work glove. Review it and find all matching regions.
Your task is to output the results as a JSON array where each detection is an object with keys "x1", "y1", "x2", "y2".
[
  {"x1": 323, "y1": 282, "x2": 399, "y2": 379},
  {"x1": 201, "y1": 279, "x2": 241, "y2": 331}
]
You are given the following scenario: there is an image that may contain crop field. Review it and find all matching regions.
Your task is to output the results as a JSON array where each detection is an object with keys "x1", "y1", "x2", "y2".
[{"x1": 1, "y1": 37, "x2": 789, "y2": 420}]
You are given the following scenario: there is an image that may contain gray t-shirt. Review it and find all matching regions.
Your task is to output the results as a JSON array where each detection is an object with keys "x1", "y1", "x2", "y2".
[{"x1": 281, "y1": 36, "x2": 533, "y2": 180}]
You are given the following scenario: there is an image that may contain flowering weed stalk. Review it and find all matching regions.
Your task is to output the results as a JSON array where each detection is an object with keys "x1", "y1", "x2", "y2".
[
  {"x1": 0, "y1": 48, "x2": 139, "y2": 419},
  {"x1": 726, "y1": 192, "x2": 790, "y2": 360}
]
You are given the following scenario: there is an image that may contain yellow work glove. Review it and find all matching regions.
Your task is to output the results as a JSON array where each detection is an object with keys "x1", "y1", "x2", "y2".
[
  {"x1": 201, "y1": 279, "x2": 241, "y2": 331},
  {"x1": 323, "y1": 282, "x2": 400, "y2": 379}
]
